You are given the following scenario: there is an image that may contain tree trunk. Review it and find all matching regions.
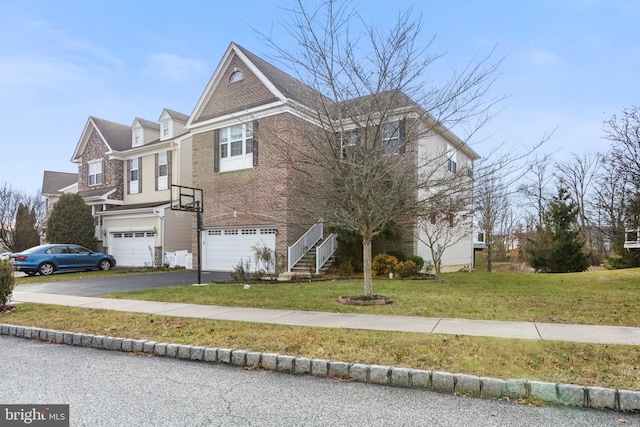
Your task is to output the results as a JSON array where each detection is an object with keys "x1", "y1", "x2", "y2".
[{"x1": 362, "y1": 237, "x2": 373, "y2": 296}]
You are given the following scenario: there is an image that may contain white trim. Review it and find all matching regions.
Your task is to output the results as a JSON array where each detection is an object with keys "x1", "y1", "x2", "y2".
[
  {"x1": 107, "y1": 226, "x2": 156, "y2": 233},
  {"x1": 187, "y1": 43, "x2": 287, "y2": 129}
]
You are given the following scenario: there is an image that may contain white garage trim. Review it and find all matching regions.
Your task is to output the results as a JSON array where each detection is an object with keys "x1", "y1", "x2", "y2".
[
  {"x1": 110, "y1": 231, "x2": 156, "y2": 267},
  {"x1": 202, "y1": 227, "x2": 277, "y2": 272}
]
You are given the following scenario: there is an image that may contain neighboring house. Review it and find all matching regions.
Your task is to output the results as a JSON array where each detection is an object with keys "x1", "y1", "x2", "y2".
[
  {"x1": 186, "y1": 42, "x2": 479, "y2": 273},
  {"x1": 624, "y1": 229, "x2": 640, "y2": 250},
  {"x1": 41, "y1": 171, "x2": 79, "y2": 242},
  {"x1": 41, "y1": 171, "x2": 79, "y2": 215},
  {"x1": 61, "y1": 110, "x2": 193, "y2": 266}
]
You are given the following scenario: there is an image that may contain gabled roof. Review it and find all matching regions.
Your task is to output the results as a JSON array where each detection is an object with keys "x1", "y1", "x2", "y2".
[
  {"x1": 41, "y1": 171, "x2": 78, "y2": 195},
  {"x1": 234, "y1": 44, "x2": 329, "y2": 110},
  {"x1": 162, "y1": 109, "x2": 189, "y2": 123},
  {"x1": 188, "y1": 42, "x2": 330, "y2": 128},
  {"x1": 71, "y1": 116, "x2": 131, "y2": 162},
  {"x1": 133, "y1": 117, "x2": 161, "y2": 130}
]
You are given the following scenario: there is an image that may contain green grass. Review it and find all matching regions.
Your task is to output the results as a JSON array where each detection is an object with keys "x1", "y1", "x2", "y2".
[
  {"x1": 105, "y1": 269, "x2": 640, "y2": 326},
  {"x1": 4, "y1": 267, "x2": 640, "y2": 392},
  {"x1": 3, "y1": 303, "x2": 639, "y2": 391}
]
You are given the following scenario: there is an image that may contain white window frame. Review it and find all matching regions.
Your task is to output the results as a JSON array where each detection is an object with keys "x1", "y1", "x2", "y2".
[
  {"x1": 129, "y1": 158, "x2": 140, "y2": 194},
  {"x1": 219, "y1": 123, "x2": 254, "y2": 172},
  {"x1": 157, "y1": 151, "x2": 169, "y2": 190},
  {"x1": 162, "y1": 121, "x2": 170, "y2": 138},
  {"x1": 133, "y1": 128, "x2": 142, "y2": 147},
  {"x1": 88, "y1": 161, "x2": 103, "y2": 186}
]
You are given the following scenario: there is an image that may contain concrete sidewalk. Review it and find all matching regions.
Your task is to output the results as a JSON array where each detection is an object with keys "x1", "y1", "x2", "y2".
[{"x1": 12, "y1": 290, "x2": 640, "y2": 345}]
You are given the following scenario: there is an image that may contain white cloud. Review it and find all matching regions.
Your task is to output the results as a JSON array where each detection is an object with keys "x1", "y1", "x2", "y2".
[
  {"x1": 142, "y1": 53, "x2": 208, "y2": 83},
  {"x1": 527, "y1": 49, "x2": 561, "y2": 67}
]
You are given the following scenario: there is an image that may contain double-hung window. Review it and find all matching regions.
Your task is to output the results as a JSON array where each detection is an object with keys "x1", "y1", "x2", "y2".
[
  {"x1": 88, "y1": 161, "x2": 103, "y2": 186},
  {"x1": 128, "y1": 157, "x2": 140, "y2": 194},
  {"x1": 382, "y1": 122, "x2": 400, "y2": 154},
  {"x1": 216, "y1": 122, "x2": 255, "y2": 172},
  {"x1": 447, "y1": 144, "x2": 457, "y2": 174},
  {"x1": 157, "y1": 151, "x2": 169, "y2": 191}
]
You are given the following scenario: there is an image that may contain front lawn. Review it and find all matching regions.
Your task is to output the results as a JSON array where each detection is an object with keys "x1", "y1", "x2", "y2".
[
  {"x1": 105, "y1": 269, "x2": 640, "y2": 327},
  {"x1": 3, "y1": 268, "x2": 638, "y2": 392}
]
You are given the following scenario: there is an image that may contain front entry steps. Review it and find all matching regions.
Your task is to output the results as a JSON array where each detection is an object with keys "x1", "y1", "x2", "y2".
[{"x1": 279, "y1": 240, "x2": 334, "y2": 280}]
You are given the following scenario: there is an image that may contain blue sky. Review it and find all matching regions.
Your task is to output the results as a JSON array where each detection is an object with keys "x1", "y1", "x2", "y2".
[{"x1": 1, "y1": 0, "x2": 638, "y2": 195}]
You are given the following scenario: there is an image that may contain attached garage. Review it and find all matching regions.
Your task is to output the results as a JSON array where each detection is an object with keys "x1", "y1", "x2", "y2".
[
  {"x1": 203, "y1": 227, "x2": 276, "y2": 271},
  {"x1": 109, "y1": 231, "x2": 156, "y2": 267}
]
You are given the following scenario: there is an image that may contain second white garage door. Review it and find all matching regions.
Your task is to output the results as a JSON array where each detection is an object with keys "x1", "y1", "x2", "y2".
[
  {"x1": 203, "y1": 227, "x2": 276, "y2": 271},
  {"x1": 109, "y1": 231, "x2": 156, "y2": 267}
]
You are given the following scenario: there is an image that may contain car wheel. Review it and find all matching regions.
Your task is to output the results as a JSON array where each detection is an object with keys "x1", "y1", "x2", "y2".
[
  {"x1": 38, "y1": 262, "x2": 55, "y2": 276},
  {"x1": 98, "y1": 259, "x2": 112, "y2": 271}
]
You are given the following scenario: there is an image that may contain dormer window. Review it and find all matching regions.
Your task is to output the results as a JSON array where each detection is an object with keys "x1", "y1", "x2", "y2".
[
  {"x1": 133, "y1": 128, "x2": 142, "y2": 147},
  {"x1": 229, "y1": 70, "x2": 243, "y2": 83},
  {"x1": 162, "y1": 121, "x2": 170, "y2": 137}
]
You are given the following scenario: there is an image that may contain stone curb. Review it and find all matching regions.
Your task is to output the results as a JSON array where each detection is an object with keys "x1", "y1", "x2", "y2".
[{"x1": 2, "y1": 324, "x2": 639, "y2": 413}]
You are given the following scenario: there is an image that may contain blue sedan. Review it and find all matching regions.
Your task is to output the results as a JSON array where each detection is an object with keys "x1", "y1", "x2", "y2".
[{"x1": 11, "y1": 244, "x2": 116, "y2": 276}]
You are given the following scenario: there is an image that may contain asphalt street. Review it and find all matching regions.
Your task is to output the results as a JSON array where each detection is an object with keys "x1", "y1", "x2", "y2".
[
  {"x1": 2, "y1": 336, "x2": 637, "y2": 427},
  {"x1": 15, "y1": 270, "x2": 232, "y2": 296}
]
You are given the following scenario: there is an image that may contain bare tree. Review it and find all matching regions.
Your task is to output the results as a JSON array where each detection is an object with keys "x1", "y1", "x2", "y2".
[
  {"x1": 603, "y1": 106, "x2": 640, "y2": 184},
  {"x1": 260, "y1": 0, "x2": 501, "y2": 296},
  {"x1": 518, "y1": 155, "x2": 554, "y2": 229},
  {"x1": 591, "y1": 153, "x2": 630, "y2": 256},
  {"x1": 417, "y1": 207, "x2": 473, "y2": 279},
  {"x1": 0, "y1": 183, "x2": 45, "y2": 252},
  {"x1": 554, "y1": 152, "x2": 601, "y2": 250}
]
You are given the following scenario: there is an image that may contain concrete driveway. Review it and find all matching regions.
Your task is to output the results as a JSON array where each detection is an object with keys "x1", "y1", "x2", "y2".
[{"x1": 15, "y1": 270, "x2": 233, "y2": 297}]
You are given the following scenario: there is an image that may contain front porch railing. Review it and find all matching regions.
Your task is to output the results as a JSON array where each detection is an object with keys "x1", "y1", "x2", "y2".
[
  {"x1": 288, "y1": 222, "x2": 323, "y2": 272},
  {"x1": 316, "y1": 233, "x2": 337, "y2": 274}
]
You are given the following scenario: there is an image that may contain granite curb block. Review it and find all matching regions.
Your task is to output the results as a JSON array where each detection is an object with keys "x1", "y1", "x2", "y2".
[{"x1": 2, "y1": 324, "x2": 639, "y2": 413}]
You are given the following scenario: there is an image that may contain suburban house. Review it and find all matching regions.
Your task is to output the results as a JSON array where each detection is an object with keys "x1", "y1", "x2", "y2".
[
  {"x1": 185, "y1": 42, "x2": 481, "y2": 273},
  {"x1": 41, "y1": 171, "x2": 79, "y2": 215},
  {"x1": 624, "y1": 229, "x2": 640, "y2": 250},
  {"x1": 42, "y1": 42, "x2": 482, "y2": 274},
  {"x1": 46, "y1": 110, "x2": 195, "y2": 267}
]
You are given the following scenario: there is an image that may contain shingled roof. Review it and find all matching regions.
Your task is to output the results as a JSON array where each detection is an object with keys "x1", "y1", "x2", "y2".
[
  {"x1": 90, "y1": 117, "x2": 131, "y2": 152},
  {"x1": 41, "y1": 171, "x2": 78, "y2": 195},
  {"x1": 235, "y1": 43, "x2": 331, "y2": 110}
]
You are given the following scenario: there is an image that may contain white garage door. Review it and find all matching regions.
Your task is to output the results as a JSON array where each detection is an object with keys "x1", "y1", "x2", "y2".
[
  {"x1": 110, "y1": 232, "x2": 156, "y2": 267},
  {"x1": 203, "y1": 227, "x2": 276, "y2": 271}
]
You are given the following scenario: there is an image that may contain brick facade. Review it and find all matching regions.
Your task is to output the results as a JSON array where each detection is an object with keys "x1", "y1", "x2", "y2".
[
  {"x1": 199, "y1": 54, "x2": 275, "y2": 120},
  {"x1": 78, "y1": 128, "x2": 124, "y2": 201},
  {"x1": 192, "y1": 113, "x2": 315, "y2": 262}
]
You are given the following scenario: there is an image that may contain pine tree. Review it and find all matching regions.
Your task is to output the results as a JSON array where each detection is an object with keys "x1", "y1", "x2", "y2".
[
  {"x1": 527, "y1": 187, "x2": 590, "y2": 273},
  {"x1": 46, "y1": 193, "x2": 97, "y2": 250},
  {"x1": 14, "y1": 203, "x2": 40, "y2": 251}
]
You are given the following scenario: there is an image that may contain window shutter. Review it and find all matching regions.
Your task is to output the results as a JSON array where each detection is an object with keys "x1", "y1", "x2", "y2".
[
  {"x1": 252, "y1": 120, "x2": 259, "y2": 166},
  {"x1": 398, "y1": 120, "x2": 406, "y2": 154},
  {"x1": 101, "y1": 160, "x2": 105, "y2": 185},
  {"x1": 167, "y1": 150, "x2": 172, "y2": 188},
  {"x1": 155, "y1": 153, "x2": 159, "y2": 191},
  {"x1": 214, "y1": 129, "x2": 220, "y2": 173},
  {"x1": 127, "y1": 159, "x2": 131, "y2": 194},
  {"x1": 138, "y1": 156, "x2": 142, "y2": 193}
]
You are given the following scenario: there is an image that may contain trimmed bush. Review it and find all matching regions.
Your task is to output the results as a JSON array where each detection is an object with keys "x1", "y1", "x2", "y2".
[
  {"x1": 395, "y1": 260, "x2": 417, "y2": 278},
  {"x1": 335, "y1": 262, "x2": 354, "y2": 277},
  {"x1": 406, "y1": 255, "x2": 424, "y2": 272},
  {"x1": 372, "y1": 254, "x2": 399, "y2": 276},
  {"x1": 385, "y1": 250, "x2": 408, "y2": 262},
  {"x1": 0, "y1": 260, "x2": 16, "y2": 311}
]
